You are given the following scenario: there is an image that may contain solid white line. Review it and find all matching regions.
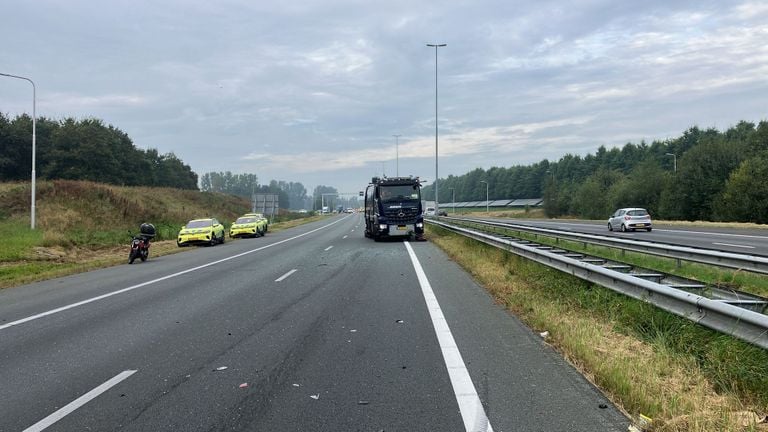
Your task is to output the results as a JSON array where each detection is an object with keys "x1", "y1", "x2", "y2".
[
  {"x1": 404, "y1": 242, "x2": 494, "y2": 432},
  {"x1": 275, "y1": 269, "x2": 298, "y2": 282},
  {"x1": 324, "y1": 246, "x2": 334, "y2": 251},
  {"x1": 713, "y1": 242, "x2": 755, "y2": 249},
  {"x1": 23, "y1": 370, "x2": 137, "y2": 432},
  {"x1": 0, "y1": 216, "x2": 351, "y2": 332}
]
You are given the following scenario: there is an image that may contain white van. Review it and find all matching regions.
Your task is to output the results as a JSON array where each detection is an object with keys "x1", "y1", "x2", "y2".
[{"x1": 425, "y1": 207, "x2": 435, "y2": 216}]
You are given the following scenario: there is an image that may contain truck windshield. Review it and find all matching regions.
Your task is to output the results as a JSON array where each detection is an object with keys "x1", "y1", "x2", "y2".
[{"x1": 379, "y1": 185, "x2": 420, "y2": 203}]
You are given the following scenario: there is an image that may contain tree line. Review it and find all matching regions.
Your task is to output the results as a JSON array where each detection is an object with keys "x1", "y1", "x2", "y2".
[
  {"x1": 0, "y1": 113, "x2": 198, "y2": 189},
  {"x1": 200, "y1": 171, "x2": 315, "y2": 210},
  {"x1": 422, "y1": 120, "x2": 768, "y2": 223}
]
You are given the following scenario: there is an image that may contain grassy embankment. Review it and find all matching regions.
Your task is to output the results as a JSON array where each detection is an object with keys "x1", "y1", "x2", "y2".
[
  {"x1": 0, "y1": 180, "x2": 319, "y2": 288},
  {"x1": 428, "y1": 224, "x2": 768, "y2": 432}
]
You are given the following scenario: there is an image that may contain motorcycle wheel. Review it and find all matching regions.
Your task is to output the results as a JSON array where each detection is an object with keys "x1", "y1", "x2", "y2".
[
  {"x1": 140, "y1": 249, "x2": 148, "y2": 262},
  {"x1": 129, "y1": 249, "x2": 138, "y2": 264}
]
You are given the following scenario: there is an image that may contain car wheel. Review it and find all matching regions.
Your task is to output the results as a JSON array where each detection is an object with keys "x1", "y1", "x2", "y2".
[
  {"x1": 608, "y1": 223, "x2": 613, "y2": 232},
  {"x1": 219, "y1": 232, "x2": 225, "y2": 244},
  {"x1": 620, "y1": 224, "x2": 627, "y2": 232},
  {"x1": 209, "y1": 235, "x2": 217, "y2": 246},
  {"x1": 647, "y1": 227, "x2": 652, "y2": 232}
]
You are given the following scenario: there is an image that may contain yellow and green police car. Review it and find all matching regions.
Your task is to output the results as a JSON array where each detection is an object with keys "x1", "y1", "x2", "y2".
[
  {"x1": 177, "y1": 218, "x2": 226, "y2": 247},
  {"x1": 242, "y1": 213, "x2": 269, "y2": 233},
  {"x1": 229, "y1": 215, "x2": 267, "y2": 239}
]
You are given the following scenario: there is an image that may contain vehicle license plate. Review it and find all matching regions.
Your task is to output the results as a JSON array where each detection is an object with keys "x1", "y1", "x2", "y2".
[{"x1": 397, "y1": 225, "x2": 407, "y2": 230}]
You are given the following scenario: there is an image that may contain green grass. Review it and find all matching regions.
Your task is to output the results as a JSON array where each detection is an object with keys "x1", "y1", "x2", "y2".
[
  {"x1": 430, "y1": 224, "x2": 768, "y2": 413},
  {"x1": 0, "y1": 218, "x2": 44, "y2": 261}
]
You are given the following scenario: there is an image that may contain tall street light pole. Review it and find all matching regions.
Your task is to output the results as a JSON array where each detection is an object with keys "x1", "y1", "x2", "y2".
[
  {"x1": 480, "y1": 180, "x2": 489, "y2": 214},
  {"x1": 393, "y1": 134, "x2": 401, "y2": 176},
  {"x1": 665, "y1": 152, "x2": 677, "y2": 173},
  {"x1": 426, "y1": 43, "x2": 446, "y2": 216},
  {"x1": 0, "y1": 72, "x2": 36, "y2": 229}
]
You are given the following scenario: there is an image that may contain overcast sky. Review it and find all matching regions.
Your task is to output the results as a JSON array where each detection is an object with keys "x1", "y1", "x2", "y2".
[{"x1": 2, "y1": 0, "x2": 767, "y2": 195}]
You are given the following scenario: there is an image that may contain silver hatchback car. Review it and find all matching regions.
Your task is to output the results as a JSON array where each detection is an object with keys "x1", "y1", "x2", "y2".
[{"x1": 608, "y1": 208, "x2": 652, "y2": 232}]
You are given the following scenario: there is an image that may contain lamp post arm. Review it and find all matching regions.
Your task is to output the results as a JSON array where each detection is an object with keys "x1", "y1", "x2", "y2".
[{"x1": 0, "y1": 73, "x2": 36, "y2": 229}]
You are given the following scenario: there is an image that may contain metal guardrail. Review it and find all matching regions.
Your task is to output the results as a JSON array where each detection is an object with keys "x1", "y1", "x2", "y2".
[
  {"x1": 428, "y1": 218, "x2": 768, "y2": 350},
  {"x1": 443, "y1": 216, "x2": 768, "y2": 275}
]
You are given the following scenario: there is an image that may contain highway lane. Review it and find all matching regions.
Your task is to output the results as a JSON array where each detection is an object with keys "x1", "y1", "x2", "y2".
[
  {"x1": 1, "y1": 213, "x2": 628, "y2": 431},
  {"x1": 471, "y1": 217, "x2": 768, "y2": 256}
]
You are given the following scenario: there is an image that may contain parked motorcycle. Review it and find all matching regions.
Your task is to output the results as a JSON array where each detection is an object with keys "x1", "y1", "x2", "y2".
[{"x1": 129, "y1": 223, "x2": 156, "y2": 264}]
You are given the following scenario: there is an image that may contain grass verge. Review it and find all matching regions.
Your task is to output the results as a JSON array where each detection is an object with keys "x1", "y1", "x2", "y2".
[{"x1": 428, "y1": 225, "x2": 768, "y2": 432}]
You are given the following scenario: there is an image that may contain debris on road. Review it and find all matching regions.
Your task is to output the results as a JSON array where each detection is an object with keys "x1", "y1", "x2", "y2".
[
  {"x1": 395, "y1": 320, "x2": 404, "y2": 324},
  {"x1": 358, "y1": 400, "x2": 369, "y2": 405},
  {"x1": 239, "y1": 383, "x2": 248, "y2": 388},
  {"x1": 292, "y1": 383, "x2": 301, "y2": 387},
  {"x1": 214, "y1": 366, "x2": 228, "y2": 371},
  {"x1": 310, "y1": 394, "x2": 320, "y2": 400},
  {"x1": 539, "y1": 331, "x2": 549, "y2": 339}
]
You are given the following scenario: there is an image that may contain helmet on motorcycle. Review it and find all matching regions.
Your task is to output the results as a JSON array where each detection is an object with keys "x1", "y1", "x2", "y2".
[{"x1": 140, "y1": 222, "x2": 156, "y2": 238}]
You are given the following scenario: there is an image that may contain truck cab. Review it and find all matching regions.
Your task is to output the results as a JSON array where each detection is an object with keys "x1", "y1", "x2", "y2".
[{"x1": 364, "y1": 176, "x2": 425, "y2": 241}]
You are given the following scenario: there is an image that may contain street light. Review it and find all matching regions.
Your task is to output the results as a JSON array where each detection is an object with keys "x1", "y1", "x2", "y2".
[
  {"x1": 0, "y1": 72, "x2": 36, "y2": 229},
  {"x1": 480, "y1": 180, "x2": 489, "y2": 214},
  {"x1": 448, "y1": 187, "x2": 455, "y2": 214},
  {"x1": 321, "y1": 193, "x2": 337, "y2": 214},
  {"x1": 426, "y1": 42, "x2": 446, "y2": 215},
  {"x1": 665, "y1": 153, "x2": 677, "y2": 172},
  {"x1": 393, "y1": 134, "x2": 401, "y2": 176}
]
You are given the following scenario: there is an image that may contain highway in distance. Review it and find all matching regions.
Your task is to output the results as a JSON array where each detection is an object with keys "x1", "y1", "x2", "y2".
[
  {"x1": 0, "y1": 213, "x2": 629, "y2": 431},
  {"x1": 474, "y1": 216, "x2": 768, "y2": 256}
]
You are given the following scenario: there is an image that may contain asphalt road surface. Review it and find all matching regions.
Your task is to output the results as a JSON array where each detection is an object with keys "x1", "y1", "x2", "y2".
[
  {"x1": 1, "y1": 214, "x2": 629, "y2": 431},
  {"x1": 469, "y1": 216, "x2": 768, "y2": 257}
]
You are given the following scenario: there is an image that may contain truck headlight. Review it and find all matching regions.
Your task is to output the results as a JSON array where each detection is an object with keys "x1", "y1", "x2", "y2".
[
  {"x1": 416, "y1": 222, "x2": 423, "y2": 228},
  {"x1": 379, "y1": 224, "x2": 387, "y2": 230}
]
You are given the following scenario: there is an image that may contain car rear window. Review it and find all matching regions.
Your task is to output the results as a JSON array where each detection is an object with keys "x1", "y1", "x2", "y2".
[{"x1": 627, "y1": 210, "x2": 649, "y2": 216}]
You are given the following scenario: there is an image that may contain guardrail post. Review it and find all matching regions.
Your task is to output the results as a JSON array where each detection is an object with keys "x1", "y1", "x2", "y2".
[{"x1": 676, "y1": 258, "x2": 681, "y2": 268}]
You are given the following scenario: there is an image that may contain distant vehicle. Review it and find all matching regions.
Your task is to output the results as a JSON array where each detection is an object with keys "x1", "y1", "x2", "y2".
[
  {"x1": 345, "y1": 208, "x2": 354, "y2": 213},
  {"x1": 337, "y1": 205, "x2": 344, "y2": 213},
  {"x1": 425, "y1": 207, "x2": 435, "y2": 216},
  {"x1": 322, "y1": 206, "x2": 330, "y2": 214},
  {"x1": 177, "y1": 218, "x2": 226, "y2": 246},
  {"x1": 364, "y1": 176, "x2": 425, "y2": 241},
  {"x1": 229, "y1": 216, "x2": 267, "y2": 239},
  {"x1": 608, "y1": 208, "x2": 652, "y2": 232},
  {"x1": 437, "y1": 210, "x2": 448, "y2": 216},
  {"x1": 298, "y1": 209, "x2": 308, "y2": 214}
]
